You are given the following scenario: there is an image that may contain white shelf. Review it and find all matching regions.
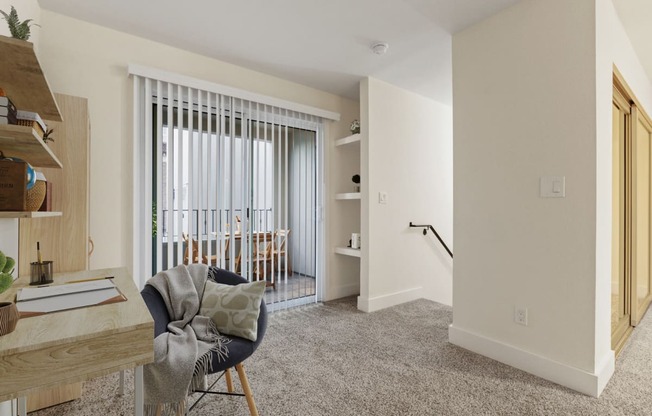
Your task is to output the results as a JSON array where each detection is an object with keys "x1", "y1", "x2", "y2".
[
  {"x1": 335, "y1": 192, "x2": 361, "y2": 200},
  {"x1": 0, "y1": 211, "x2": 62, "y2": 219},
  {"x1": 335, "y1": 247, "x2": 361, "y2": 258},
  {"x1": 335, "y1": 133, "x2": 360, "y2": 147}
]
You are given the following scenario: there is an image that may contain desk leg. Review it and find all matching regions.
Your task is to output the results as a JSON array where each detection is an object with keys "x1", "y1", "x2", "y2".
[
  {"x1": 134, "y1": 366, "x2": 144, "y2": 416},
  {"x1": 17, "y1": 398, "x2": 25, "y2": 416}
]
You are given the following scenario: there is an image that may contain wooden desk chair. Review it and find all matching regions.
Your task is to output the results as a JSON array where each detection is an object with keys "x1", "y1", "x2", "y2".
[
  {"x1": 270, "y1": 229, "x2": 291, "y2": 274},
  {"x1": 182, "y1": 232, "x2": 224, "y2": 266},
  {"x1": 235, "y1": 229, "x2": 289, "y2": 287},
  {"x1": 234, "y1": 234, "x2": 275, "y2": 289}
]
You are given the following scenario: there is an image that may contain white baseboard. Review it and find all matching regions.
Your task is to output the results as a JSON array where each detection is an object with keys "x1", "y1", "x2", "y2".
[
  {"x1": 357, "y1": 287, "x2": 422, "y2": 313},
  {"x1": 448, "y1": 324, "x2": 615, "y2": 397},
  {"x1": 325, "y1": 283, "x2": 359, "y2": 301}
]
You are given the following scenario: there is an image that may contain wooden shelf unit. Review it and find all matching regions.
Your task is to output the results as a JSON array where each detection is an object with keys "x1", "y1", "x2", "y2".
[
  {"x1": 0, "y1": 35, "x2": 63, "y2": 170},
  {"x1": 0, "y1": 35, "x2": 62, "y2": 121},
  {"x1": 0, "y1": 125, "x2": 62, "y2": 168},
  {"x1": 0, "y1": 45, "x2": 80, "y2": 414}
]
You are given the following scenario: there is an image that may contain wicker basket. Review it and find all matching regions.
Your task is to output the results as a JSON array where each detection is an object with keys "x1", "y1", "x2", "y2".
[{"x1": 25, "y1": 180, "x2": 46, "y2": 211}]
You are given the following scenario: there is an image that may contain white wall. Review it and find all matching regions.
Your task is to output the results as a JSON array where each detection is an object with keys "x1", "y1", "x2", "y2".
[
  {"x1": 358, "y1": 77, "x2": 453, "y2": 312},
  {"x1": 451, "y1": 0, "x2": 612, "y2": 397},
  {"x1": 595, "y1": 0, "x2": 652, "y2": 374},
  {"x1": 33, "y1": 11, "x2": 358, "y2": 289}
]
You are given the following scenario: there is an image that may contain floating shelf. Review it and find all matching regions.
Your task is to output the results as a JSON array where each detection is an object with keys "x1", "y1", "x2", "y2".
[
  {"x1": 335, "y1": 247, "x2": 361, "y2": 258},
  {"x1": 335, "y1": 133, "x2": 360, "y2": 147},
  {"x1": 0, "y1": 125, "x2": 62, "y2": 168},
  {"x1": 0, "y1": 211, "x2": 62, "y2": 219},
  {"x1": 0, "y1": 35, "x2": 62, "y2": 121},
  {"x1": 335, "y1": 192, "x2": 361, "y2": 200}
]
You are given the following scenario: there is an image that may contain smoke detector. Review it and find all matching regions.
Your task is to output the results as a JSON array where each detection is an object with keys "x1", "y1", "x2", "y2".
[{"x1": 371, "y1": 42, "x2": 389, "y2": 55}]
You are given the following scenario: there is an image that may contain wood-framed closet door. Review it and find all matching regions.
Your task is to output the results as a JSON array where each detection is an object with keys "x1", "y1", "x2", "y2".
[
  {"x1": 612, "y1": 85, "x2": 631, "y2": 352},
  {"x1": 632, "y1": 106, "x2": 652, "y2": 325}
]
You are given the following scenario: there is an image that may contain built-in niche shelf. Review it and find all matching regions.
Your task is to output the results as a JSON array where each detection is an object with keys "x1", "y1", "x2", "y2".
[
  {"x1": 0, "y1": 211, "x2": 61, "y2": 219},
  {"x1": 334, "y1": 133, "x2": 360, "y2": 147},
  {"x1": 334, "y1": 247, "x2": 361, "y2": 258},
  {"x1": 335, "y1": 192, "x2": 361, "y2": 200}
]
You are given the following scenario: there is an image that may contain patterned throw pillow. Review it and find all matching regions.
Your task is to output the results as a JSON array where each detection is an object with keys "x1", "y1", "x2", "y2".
[{"x1": 200, "y1": 280, "x2": 266, "y2": 341}]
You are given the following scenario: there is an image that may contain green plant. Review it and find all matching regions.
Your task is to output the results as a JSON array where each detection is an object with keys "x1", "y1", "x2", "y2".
[
  {"x1": 0, "y1": 6, "x2": 39, "y2": 41},
  {"x1": 43, "y1": 128, "x2": 54, "y2": 143},
  {"x1": 152, "y1": 202, "x2": 157, "y2": 236},
  {"x1": 0, "y1": 250, "x2": 15, "y2": 294}
]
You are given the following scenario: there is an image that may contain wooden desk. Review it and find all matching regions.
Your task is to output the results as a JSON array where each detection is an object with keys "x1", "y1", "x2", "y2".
[{"x1": 0, "y1": 267, "x2": 154, "y2": 416}]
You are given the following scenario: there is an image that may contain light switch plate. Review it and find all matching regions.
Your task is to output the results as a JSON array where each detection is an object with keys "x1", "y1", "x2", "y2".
[
  {"x1": 540, "y1": 176, "x2": 565, "y2": 198},
  {"x1": 378, "y1": 191, "x2": 388, "y2": 204}
]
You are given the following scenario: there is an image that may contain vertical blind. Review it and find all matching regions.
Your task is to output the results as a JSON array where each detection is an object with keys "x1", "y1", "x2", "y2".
[{"x1": 132, "y1": 69, "x2": 327, "y2": 310}]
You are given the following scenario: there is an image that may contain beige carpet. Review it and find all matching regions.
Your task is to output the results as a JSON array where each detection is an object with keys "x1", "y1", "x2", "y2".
[{"x1": 30, "y1": 297, "x2": 652, "y2": 415}]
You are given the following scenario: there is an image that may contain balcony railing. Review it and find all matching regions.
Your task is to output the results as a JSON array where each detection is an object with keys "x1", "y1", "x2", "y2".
[{"x1": 159, "y1": 208, "x2": 273, "y2": 242}]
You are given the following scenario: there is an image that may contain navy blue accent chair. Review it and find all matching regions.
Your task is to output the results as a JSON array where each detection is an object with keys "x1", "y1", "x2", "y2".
[{"x1": 141, "y1": 267, "x2": 267, "y2": 415}]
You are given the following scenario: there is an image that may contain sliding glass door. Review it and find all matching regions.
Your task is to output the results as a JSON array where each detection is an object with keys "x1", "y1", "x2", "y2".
[{"x1": 139, "y1": 80, "x2": 323, "y2": 310}]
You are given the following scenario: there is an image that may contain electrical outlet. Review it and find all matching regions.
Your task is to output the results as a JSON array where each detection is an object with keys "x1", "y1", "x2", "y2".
[{"x1": 514, "y1": 307, "x2": 528, "y2": 326}]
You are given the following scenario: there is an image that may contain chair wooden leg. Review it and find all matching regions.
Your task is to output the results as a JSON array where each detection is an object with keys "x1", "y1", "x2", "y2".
[
  {"x1": 235, "y1": 363, "x2": 259, "y2": 416},
  {"x1": 225, "y1": 368, "x2": 234, "y2": 393},
  {"x1": 235, "y1": 253, "x2": 242, "y2": 274}
]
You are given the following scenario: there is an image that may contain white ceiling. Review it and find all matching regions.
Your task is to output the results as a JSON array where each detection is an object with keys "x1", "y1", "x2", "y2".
[
  {"x1": 613, "y1": 0, "x2": 652, "y2": 89},
  {"x1": 37, "y1": 0, "x2": 522, "y2": 105},
  {"x1": 33, "y1": 1, "x2": 652, "y2": 106}
]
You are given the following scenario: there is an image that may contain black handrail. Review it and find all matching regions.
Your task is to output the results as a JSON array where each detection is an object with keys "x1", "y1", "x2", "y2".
[{"x1": 409, "y1": 222, "x2": 453, "y2": 258}]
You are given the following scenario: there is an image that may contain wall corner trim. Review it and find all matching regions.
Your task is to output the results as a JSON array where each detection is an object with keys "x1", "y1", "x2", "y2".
[
  {"x1": 357, "y1": 287, "x2": 422, "y2": 313},
  {"x1": 448, "y1": 324, "x2": 615, "y2": 397}
]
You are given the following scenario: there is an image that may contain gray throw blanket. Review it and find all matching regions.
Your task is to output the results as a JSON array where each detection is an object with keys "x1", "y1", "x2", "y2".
[{"x1": 143, "y1": 264, "x2": 229, "y2": 416}]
